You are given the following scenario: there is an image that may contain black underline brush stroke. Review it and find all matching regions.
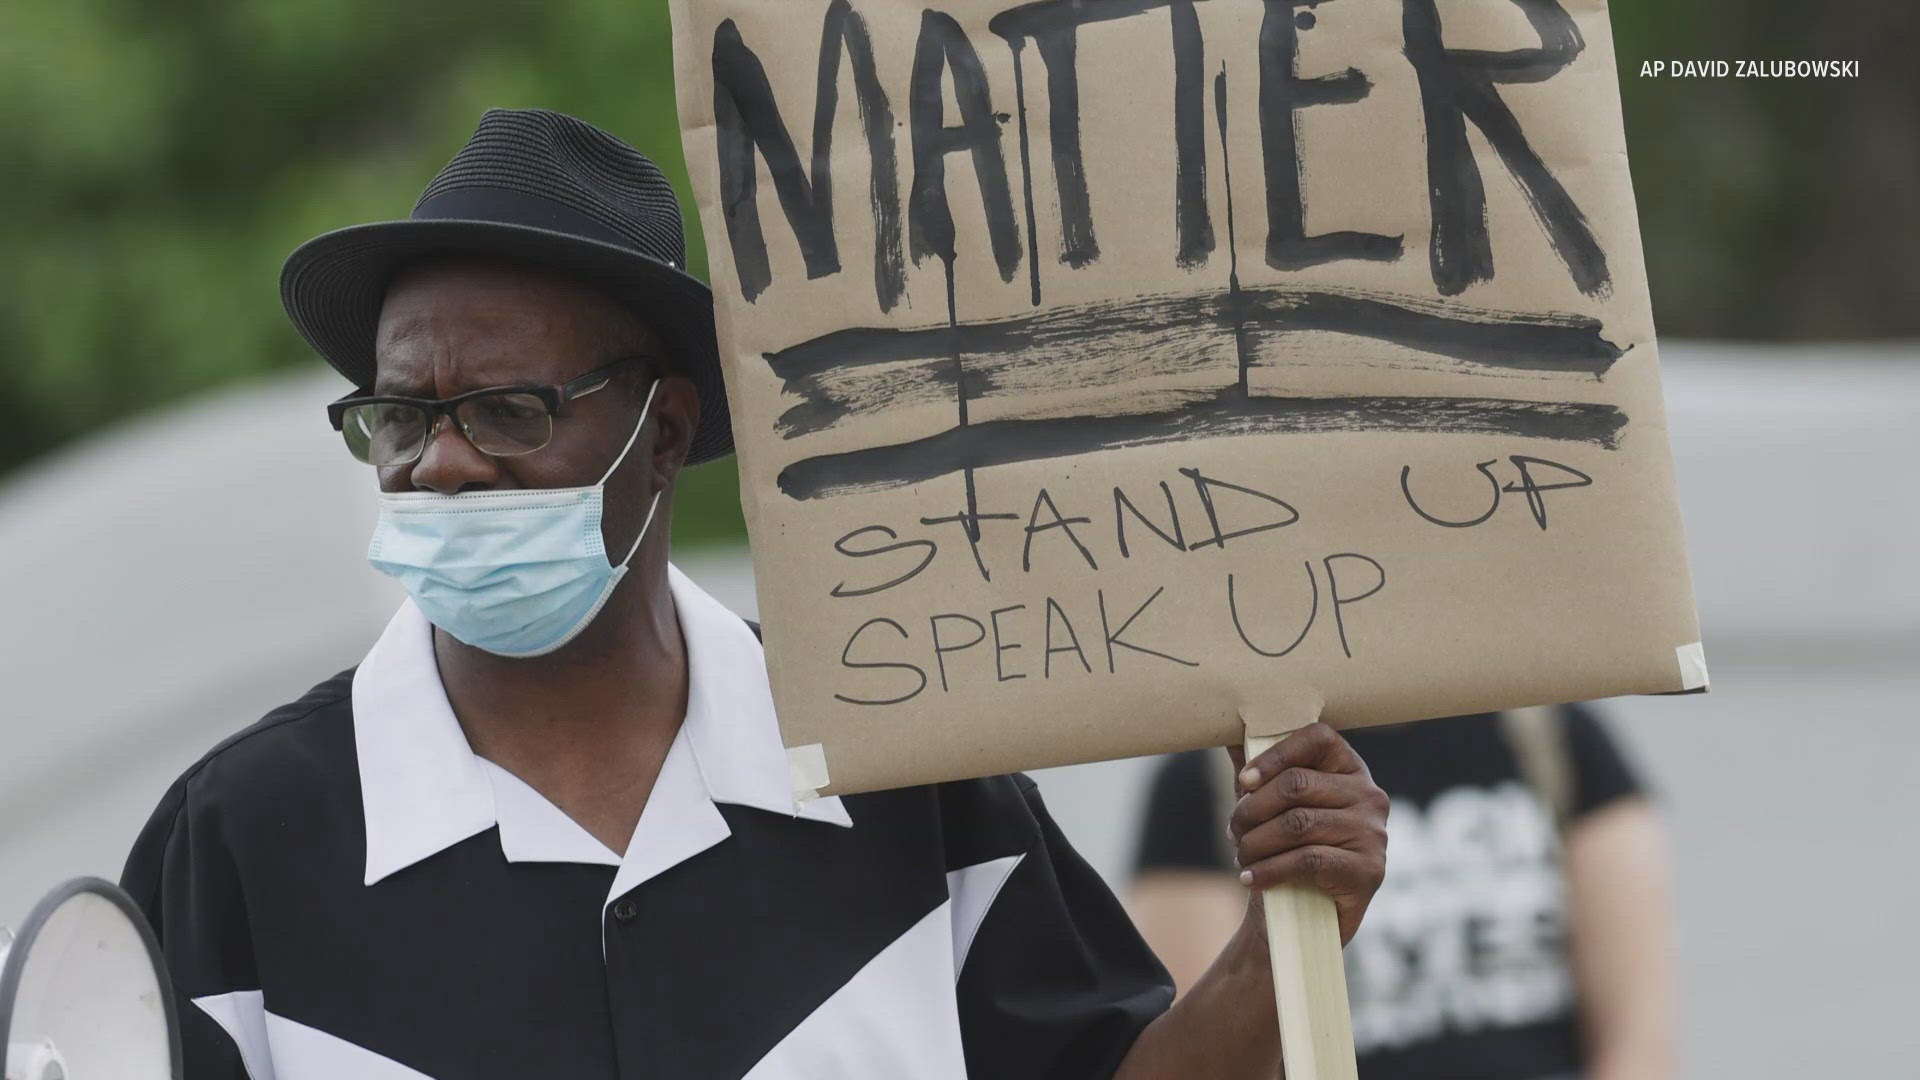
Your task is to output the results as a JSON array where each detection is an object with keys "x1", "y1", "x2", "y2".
[
  {"x1": 776, "y1": 387, "x2": 1627, "y2": 501},
  {"x1": 1236, "y1": 288, "x2": 1620, "y2": 369},
  {"x1": 773, "y1": 291, "x2": 1225, "y2": 437},
  {"x1": 767, "y1": 285, "x2": 1623, "y2": 437}
]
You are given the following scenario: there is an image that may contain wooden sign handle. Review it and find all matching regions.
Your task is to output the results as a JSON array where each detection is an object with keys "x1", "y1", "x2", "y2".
[{"x1": 1245, "y1": 728, "x2": 1358, "y2": 1080}]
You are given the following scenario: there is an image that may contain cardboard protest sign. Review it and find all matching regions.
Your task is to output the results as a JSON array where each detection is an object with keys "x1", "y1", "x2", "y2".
[{"x1": 668, "y1": 0, "x2": 1704, "y2": 798}]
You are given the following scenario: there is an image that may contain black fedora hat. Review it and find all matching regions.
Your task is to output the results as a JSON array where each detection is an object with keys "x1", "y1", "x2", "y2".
[{"x1": 281, "y1": 108, "x2": 732, "y2": 465}]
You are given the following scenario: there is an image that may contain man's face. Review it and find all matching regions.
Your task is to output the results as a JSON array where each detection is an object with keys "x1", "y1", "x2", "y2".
[{"x1": 372, "y1": 257, "x2": 697, "y2": 552}]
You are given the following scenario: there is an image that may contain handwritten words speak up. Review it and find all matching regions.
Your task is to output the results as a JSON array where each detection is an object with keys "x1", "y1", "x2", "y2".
[{"x1": 825, "y1": 455, "x2": 1595, "y2": 705}]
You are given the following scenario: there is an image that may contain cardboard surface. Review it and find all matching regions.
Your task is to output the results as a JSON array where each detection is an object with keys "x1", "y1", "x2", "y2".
[{"x1": 669, "y1": 0, "x2": 1702, "y2": 796}]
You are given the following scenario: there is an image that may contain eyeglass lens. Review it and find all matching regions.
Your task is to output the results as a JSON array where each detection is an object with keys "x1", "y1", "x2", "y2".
[{"x1": 341, "y1": 392, "x2": 554, "y2": 466}]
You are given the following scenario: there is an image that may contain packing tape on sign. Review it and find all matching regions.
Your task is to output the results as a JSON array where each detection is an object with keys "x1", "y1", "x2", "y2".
[
  {"x1": 1676, "y1": 642, "x2": 1710, "y2": 691},
  {"x1": 788, "y1": 743, "x2": 830, "y2": 803}
]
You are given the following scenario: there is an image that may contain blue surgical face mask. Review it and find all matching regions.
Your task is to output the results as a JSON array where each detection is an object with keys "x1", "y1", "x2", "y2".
[{"x1": 367, "y1": 382, "x2": 662, "y2": 658}]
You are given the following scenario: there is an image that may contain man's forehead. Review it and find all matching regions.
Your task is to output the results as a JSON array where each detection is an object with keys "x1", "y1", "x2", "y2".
[
  {"x1": 373, "y1": 314, "x2": 579, "y2": 393},
  {"x1": 372, "y1": 258, "x2": 654, "y2": 391}
]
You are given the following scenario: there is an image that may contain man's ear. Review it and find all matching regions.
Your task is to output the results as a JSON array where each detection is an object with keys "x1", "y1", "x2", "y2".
[{"x1": 651, "y1": 375, "x2": 701, "y2": 485}]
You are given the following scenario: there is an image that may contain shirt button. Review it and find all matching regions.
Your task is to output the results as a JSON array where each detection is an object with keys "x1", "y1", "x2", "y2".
[{"x1": 611, "y1": 899, "x2": 639, "y2": 924}]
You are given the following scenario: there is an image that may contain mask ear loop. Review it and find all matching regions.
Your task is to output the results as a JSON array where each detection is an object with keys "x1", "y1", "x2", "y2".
[
  {"x1": 599, "y1": 378, "x2": 662, "y2": 487},
  {"x1": 607, "y1": 379, "x2": 665, "y2": 571},
  {"x1": 615, "y1": 490, "x2": 664, "y2": 570}
]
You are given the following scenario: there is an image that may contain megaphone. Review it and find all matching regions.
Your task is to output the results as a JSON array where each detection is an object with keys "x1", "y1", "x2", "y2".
[{"x1": 1, "y1": 878, "x2": 180, "y2": 1079}]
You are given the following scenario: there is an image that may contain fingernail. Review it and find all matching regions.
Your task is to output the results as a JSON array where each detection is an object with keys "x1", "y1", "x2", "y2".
[
  {"x1": 1239, "y1": 767, "x2": 1261, "y2": 790},
  {"x1": 1239, "y1": 869, "x2": 1254, "y2": 886}
]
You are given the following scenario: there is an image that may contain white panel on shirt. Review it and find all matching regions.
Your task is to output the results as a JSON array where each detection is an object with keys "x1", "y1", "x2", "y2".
[
  {"x1": 741, "y1": 855, "x2": 1025, "y2": 1079},
  {"x1": 194, "y1": 991, "x2": 275, "y2": 1080},
  {"x1": 741, "y1": 902, "x2": 964, "y2": 1079},
  {"x1": 947, "y1": 853, "x2": 1024, "y2": 979},
  {"x1": 195, "y1": 991, "x2": 433, "y2": 1080}
]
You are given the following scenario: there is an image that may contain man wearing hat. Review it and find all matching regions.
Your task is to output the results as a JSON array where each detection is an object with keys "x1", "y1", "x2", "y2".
[{"x1": 122, "y1": 109, "x2": 1389, "y2": 1079}]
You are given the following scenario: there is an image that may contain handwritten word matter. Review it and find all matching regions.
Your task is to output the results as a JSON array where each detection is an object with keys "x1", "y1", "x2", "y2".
[{"x1": 716, "y1": 0, "x2": 1610, "y2": 308}]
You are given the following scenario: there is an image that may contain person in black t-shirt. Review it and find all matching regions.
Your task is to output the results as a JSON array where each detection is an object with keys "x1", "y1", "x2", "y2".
[{"x1": 1130, "y1": 707, "x2": 1675, "y2": 1080}]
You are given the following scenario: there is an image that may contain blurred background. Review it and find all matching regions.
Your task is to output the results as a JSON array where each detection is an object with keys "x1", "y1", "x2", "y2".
[{"x1": 0, "y1": 1, "x2": 1914, "y2": 1076}]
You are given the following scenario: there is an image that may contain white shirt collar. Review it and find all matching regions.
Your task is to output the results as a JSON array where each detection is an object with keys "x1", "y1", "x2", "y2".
[{"x1": 353, "y1": 562, "x2": 850, "y2": 892}]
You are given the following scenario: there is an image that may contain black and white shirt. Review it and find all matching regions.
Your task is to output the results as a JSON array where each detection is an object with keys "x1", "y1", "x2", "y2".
[{"x1": 124, "y1": 565, "x2": 1171, "y2": 1079}]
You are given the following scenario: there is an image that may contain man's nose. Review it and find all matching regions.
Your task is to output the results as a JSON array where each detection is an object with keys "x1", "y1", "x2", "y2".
[{"x1": 407, "y1": 415, "x2": 500, "y2": 494}]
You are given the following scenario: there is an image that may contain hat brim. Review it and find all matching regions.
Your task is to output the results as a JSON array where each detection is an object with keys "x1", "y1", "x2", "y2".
[{"x1": 281, "y1": 218, "x2": 734, "y2": 466}]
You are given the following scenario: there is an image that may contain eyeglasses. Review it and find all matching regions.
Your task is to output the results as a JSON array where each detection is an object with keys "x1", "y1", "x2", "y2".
[{"x1": 328, "y1": 357, "x2": 651, "y2": 468}]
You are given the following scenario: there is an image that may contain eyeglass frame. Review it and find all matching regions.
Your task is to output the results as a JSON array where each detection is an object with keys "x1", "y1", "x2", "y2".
[{"x1": 326, "y1": 355, "x2": 656, "y2": 466}]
